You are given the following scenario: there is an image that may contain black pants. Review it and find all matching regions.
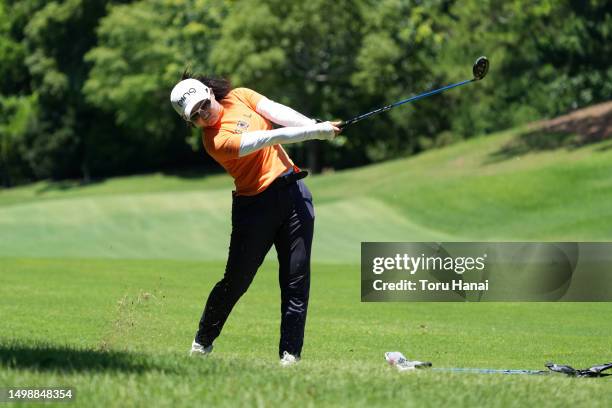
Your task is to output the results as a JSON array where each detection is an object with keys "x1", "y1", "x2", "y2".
[{"x1": 196, "y1": 176, "x2": 314, "y2": 358}]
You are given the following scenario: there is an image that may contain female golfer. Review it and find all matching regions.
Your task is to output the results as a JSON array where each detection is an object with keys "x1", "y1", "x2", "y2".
[{"x1": 170, "y1": 73, "x2": 340, "y2": 365}]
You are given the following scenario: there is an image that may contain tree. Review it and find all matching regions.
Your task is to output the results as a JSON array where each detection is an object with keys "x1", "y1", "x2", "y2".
[
  {"x1": 1, "y1": 0, "x2": 610, "y2": 185},
  {"x1": 349, "y1": 0, "x2": 452, "y2": 159},
  {"x1": 84, "y1": 0, "x2": 228, "y2": 173},
  {"x1": 12, "y1": 0, "x2": 127, "y2": 180},
  {"x1": 437, "y1": 0, "x2": 612, "y2": 136},
  {"x1": 210, "y1": 0, "x2": 366, "y2": 171},
  {"x1": 0, "y1": 0, "x2": 36, "y2": 185}
]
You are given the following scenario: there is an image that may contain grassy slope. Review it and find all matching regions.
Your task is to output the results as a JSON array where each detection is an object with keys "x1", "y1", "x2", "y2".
[
  {"x1": 2, "y1": 128, "x2": 612, "y2": 263},
  {"x1": 1, "y1": 127, "x2": 612, "y2": 406}
]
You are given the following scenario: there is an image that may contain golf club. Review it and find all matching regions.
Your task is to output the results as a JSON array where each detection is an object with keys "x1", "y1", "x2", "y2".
[
  {"x1": 386, "y1": 352, "x2": 612, "y2": 378},
  {"x1": 431, "y1": 362, "x2": 612, "y2": 377},
  {"x1": 432, "y1": 368, "x2": 548, "y2": 376},
  {"x1": 338, "y1": 56, "x2": 489, "y2": 130}
]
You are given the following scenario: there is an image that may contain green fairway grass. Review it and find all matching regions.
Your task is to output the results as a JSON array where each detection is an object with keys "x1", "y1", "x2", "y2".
[
  {"x1": 1, "y1": 127, "x2": 612, "y2": 406},
  {"x1": 1, "y1": 258, "x2": 611, "y2": 407}
]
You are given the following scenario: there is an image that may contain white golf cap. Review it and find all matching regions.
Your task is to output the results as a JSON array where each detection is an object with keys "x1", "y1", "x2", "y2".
[{"x1": 170, "y1": 78, "x2": 212, "y2": 120}]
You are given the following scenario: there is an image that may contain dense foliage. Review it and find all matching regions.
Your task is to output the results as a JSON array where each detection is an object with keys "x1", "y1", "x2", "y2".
[{"x1": 1, "y1": 0, "x2": 610, "y2": 185}]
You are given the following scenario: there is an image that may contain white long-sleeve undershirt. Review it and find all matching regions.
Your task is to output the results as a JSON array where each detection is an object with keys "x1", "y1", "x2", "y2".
[
  {"x1": 255, "y1": 97, "x2": 316, "y2": 127},
  {"x1": 238, "y1": 97, "x2": 333, "y2": 157},
  {"x1": 238, "y1": 123, "x2": 335, "y2": 157}
]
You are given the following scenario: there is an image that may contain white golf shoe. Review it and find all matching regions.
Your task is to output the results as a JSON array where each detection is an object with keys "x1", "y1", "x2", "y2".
[
  {"x1": 280, "y1": 351, "x2": 300, "y2": 367},
  {"x1": 190, "y1": 340, "x2": 213, "y2": 357}
]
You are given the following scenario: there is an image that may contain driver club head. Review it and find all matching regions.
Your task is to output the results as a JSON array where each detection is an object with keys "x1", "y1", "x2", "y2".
[{"x1": 473, "y1": 56, "x2": 489, "y2": 80}]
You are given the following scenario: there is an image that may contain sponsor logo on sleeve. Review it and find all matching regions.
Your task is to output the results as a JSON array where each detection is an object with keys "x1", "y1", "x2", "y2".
[{"x1": 235, "y1": 120, "x2": 250, "y2": 133}]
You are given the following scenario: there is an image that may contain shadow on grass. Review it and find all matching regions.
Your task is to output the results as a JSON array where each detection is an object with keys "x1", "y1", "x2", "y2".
[
  {"x1": 35, "y1": 178, "x2": 106, "y2": 195},
  {"x1": 595, "y1": 141, "x2": 612, "y2": 152},
  {"x1": 32, "y1": 166, "x2": 227, "y2": 195},
  {"x1": 486, "y1": 102, "x2": 612, "y2": 164},
  {"x1": 0, "y1": 342, "x2": 172, "y2": 373},
  {"x1": 486, "y1": 130, "x2": 581, "y2": 164},
  {"x1": 159, "y1": 166, "x2": 225, "y2": 180}
]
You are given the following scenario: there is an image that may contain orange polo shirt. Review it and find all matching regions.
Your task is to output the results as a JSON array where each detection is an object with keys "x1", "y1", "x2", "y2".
[{"x1": 203, "y1": 88, "x2": 298, "y2": 196}]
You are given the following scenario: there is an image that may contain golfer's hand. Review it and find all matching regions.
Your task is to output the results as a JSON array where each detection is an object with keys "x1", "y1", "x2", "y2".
[
  {"x1": 315, "y1": 121, "x2": 341, "y2": 140},
  {"x1": 329, "y1": 121, "x2": 342, "y2": 135}
]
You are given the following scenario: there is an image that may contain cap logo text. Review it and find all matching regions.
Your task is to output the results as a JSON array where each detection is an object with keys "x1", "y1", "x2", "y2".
[{"x1": 177, "y1": 88, "x2": 197, "y2": 107}]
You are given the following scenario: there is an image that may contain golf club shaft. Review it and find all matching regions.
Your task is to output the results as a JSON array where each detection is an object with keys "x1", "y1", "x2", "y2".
[
  {"x1": 432, "y1": 367, "x2": 548, "y2": 375},
  {"x1": 340, "y1": 78, "x2": 474, "y2": 129}
]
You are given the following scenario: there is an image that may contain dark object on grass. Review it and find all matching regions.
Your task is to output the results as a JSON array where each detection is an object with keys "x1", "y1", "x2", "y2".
[
  {"x1": 546, "y1": 362, "x2": 612, "y2": 377},
  {"x1": 432, "y1": 362, "x2": 612, "y2": 377}
]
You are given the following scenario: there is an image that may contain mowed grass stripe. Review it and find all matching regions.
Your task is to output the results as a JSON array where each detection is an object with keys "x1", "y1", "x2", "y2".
[
  {"x1": 0, "y1": 193, "x2": 454, "y2": 263},
  {"x1": 0, "y1": 191, "x2": 232, "y2": 260}
]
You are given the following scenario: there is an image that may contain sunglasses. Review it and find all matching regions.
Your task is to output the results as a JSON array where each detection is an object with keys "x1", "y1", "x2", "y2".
[{"x1": 189, "y1": 99, "x2": 212, "y2": 122}]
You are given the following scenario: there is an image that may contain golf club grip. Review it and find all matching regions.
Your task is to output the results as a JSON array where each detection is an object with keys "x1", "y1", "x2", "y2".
[{"x1": 316, "y1": 118, "x2": 349, "y2": 131}]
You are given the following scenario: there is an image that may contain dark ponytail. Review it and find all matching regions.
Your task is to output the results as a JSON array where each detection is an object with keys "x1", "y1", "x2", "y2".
[{"x1": 181, "y1": 69, "x2": 232, "y2": 100}]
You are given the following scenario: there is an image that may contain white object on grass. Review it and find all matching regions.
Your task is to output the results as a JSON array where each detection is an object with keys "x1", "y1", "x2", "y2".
[
  {"x1": 385, "y1": 351, "x2": 432, "y2": 371},
  {"x1": 280, "y1": 351, "x2": 300, "y2": 367},
  {"x1": 190, "y1": 340, "x2": 213, "y2": 357}
]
